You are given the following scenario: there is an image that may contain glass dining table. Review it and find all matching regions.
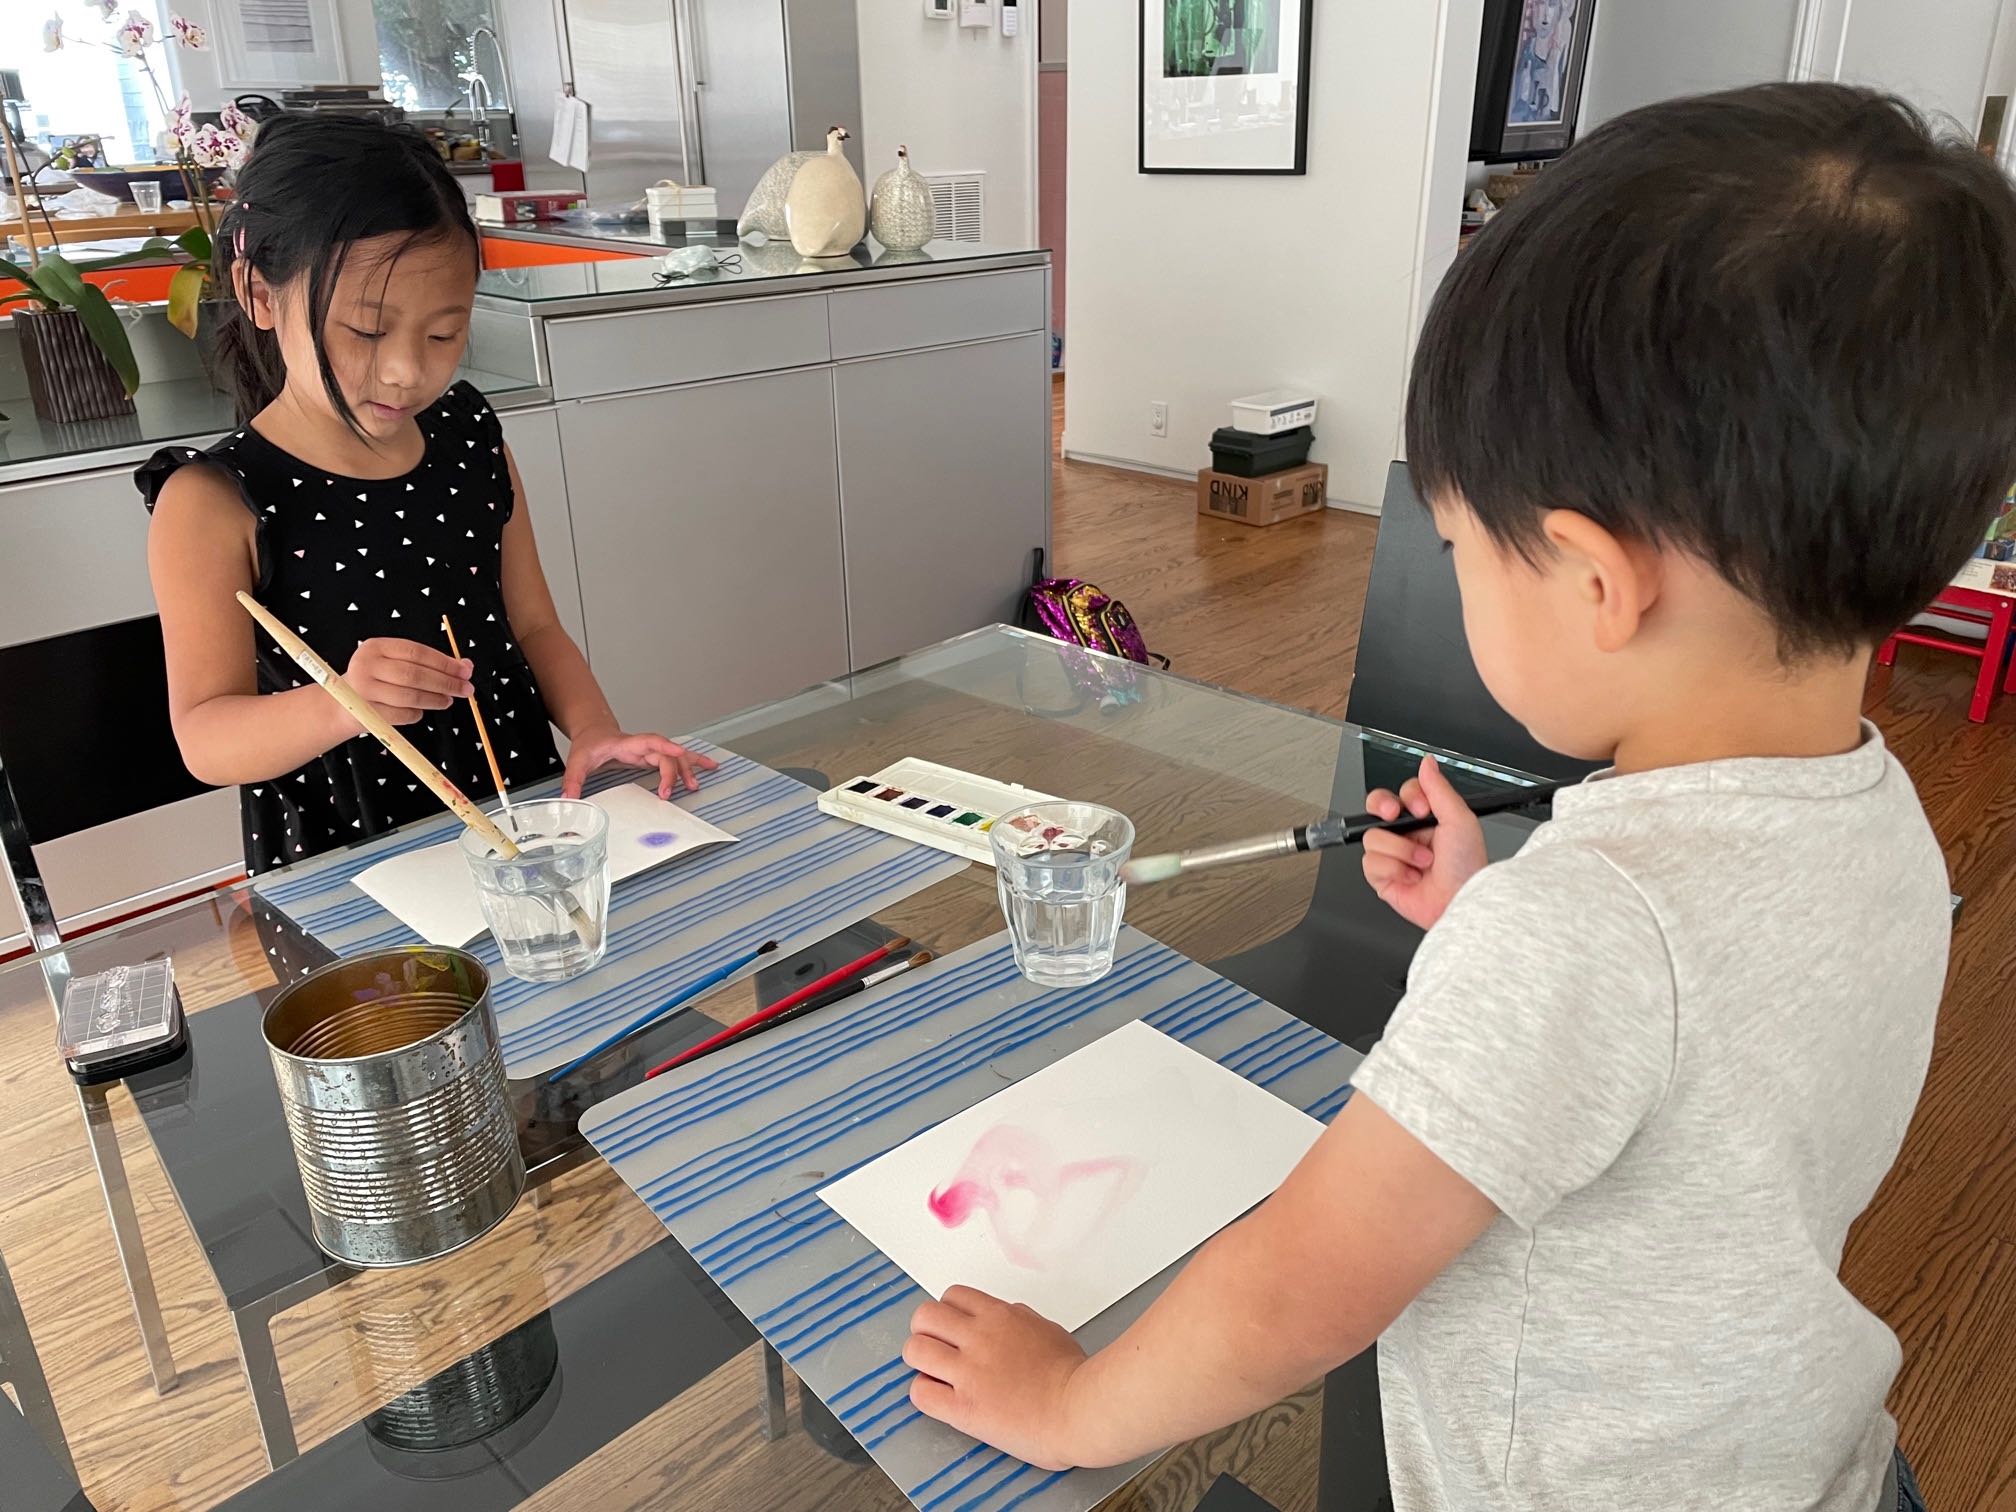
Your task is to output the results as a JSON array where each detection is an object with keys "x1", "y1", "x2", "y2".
[{"x1": 0, "y1": 626, "x2": 1546, "y2": 1512}]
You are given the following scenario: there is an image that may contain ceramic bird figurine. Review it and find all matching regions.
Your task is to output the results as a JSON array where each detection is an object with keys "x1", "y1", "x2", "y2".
[
  {"x1": 785, "y1": 126, "x2": 866, "y2": 258},
  {"x1": 870, "y1": 144, "x2": 936, "y2": 253}
]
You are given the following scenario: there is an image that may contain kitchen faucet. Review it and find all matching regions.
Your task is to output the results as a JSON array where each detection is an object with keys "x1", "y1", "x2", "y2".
[{"x1": 462, "y1": 25, "x2": 517, "y2": 156}]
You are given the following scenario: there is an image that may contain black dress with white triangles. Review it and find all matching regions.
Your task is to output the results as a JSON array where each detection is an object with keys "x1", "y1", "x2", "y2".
[{"x1": 137, "y1": 381, "x2": 564, "y2": 874}]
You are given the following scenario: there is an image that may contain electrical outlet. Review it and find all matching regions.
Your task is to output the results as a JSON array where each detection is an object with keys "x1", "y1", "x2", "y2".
[{"x1": 1149, "y1": 401, "x2": 1169, "y2": 438}]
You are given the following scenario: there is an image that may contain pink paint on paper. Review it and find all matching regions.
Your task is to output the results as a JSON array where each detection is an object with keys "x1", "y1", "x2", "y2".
[{"x1": 926, "y1": 1124, "x2": 1144, "y2": 1270}]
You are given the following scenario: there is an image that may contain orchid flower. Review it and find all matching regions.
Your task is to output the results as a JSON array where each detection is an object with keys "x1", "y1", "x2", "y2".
[
  {"x1": 186, "y1": 122, "x2": 247, "y2": 170},
  {"x1": 114, "y1": 9, "x2": 154, "y2": 55},
  {"x1": 164, "y1": 93, "x2": 195, "y2": 150},
  {"x1": 219, "y1": 101, "x2": 257, "y2": 141},
  {"x1": 92, "y1": 0, "x2": 120, "y2": 19},
  {"x1": 167, "y1": 13, "x2": 206, "y2": 48},
  {"x1": 42, "y1": 12, "x2": 65, "y2": 51}
]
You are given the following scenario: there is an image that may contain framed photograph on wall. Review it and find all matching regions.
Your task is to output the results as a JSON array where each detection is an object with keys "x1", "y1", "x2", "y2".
[
  {"x1": 212, "y1": 0, "x2": 349, "y2": 90},
  {"x1": 1140, "y1": 0, "x2": 1314, "y2": 174}
]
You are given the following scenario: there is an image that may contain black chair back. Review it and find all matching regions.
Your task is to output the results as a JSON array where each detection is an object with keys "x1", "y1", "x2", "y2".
[
  {"x1": 0, "y1": 616, "x2": 211, "y2": 945},
  {"x1": 1346, "y1": 462, "x2": 1601, "y2": 783}
]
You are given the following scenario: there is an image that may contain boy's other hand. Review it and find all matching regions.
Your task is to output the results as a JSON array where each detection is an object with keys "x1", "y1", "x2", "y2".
[
  {"x1": 1361, "y1": 755, "x2": 1488, "y2": 930},
  {"x1": 343, "y1": 638, "x2": 473, "y2": 727},
  {"x1": 561, "y1": 724, "x2": 718, "y2": 800},
  {"x1": 905, "y1": 1287, "x2": 1090, "y2": 1471}
]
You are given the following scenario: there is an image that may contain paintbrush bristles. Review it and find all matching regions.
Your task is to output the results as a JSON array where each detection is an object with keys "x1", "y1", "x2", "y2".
[{"x1": 1119, "y1": 853, "x2": 1185, "y2": 886}]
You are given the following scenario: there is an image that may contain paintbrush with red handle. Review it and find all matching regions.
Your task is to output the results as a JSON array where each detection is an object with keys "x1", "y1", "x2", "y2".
[
  {"x1": 645, "y1": 935, "x2": 911, "y2": 1078},
  {"x1": 702, "y1": 950, "x2": 935, "y2": 1061}
]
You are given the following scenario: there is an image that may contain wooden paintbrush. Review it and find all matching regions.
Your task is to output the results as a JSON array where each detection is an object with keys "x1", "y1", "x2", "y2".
[{"x1": 441, "y1": 614, "x2": 514, "y2": 828}]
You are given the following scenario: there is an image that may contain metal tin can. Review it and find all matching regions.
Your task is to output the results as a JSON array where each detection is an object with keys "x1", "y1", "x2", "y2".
[{"x1": 262, "y1": 947, "x2": 525, "y2": 1268}]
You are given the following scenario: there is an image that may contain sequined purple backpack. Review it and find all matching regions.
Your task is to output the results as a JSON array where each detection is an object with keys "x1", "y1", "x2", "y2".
[{"x1": 1018, "y1": 551, "x2": 1167, "y2": 707}]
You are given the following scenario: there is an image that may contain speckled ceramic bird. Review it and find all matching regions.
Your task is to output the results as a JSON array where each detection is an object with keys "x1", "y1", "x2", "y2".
[{"x1": 784, "y1": 126, "x2": 866, "y2": 259}]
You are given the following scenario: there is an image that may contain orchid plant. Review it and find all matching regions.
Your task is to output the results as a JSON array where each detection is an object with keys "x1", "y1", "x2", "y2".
[{"x1": 41, "y1": 5, "x2": 254, "y2": 335}]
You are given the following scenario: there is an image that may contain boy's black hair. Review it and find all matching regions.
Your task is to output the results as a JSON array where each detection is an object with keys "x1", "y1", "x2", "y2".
[
  {"x1": 1407, "y1": 82, "x2": 2016, "y2": 657},
  {"x1": 210, "y1": 114, "x2": 478, "y2": 435}
]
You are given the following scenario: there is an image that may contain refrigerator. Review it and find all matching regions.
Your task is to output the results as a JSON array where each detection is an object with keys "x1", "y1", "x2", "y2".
[{"x1": 494, "y1": 0, "x2": 864, "y2": 214}]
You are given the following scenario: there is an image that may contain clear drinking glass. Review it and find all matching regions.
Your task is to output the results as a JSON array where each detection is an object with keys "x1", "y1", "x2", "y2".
[
  {"x1": 990, "y1": 801, "x2": 1134, "y2": 987},
  {"x1": 130, "y1": 181, "x2": 163, "y2": 213},
  {"x1": 458, "y1": 800, "x2": 611, "y2": 983}
]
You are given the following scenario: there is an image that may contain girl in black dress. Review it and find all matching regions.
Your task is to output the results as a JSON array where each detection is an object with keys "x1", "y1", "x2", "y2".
[{"x1": 143, "y1": 115, "x2": 713, "y2": 874}]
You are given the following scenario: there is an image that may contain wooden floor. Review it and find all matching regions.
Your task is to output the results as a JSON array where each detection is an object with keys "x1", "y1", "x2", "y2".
[
  {"x1": 1051, "y1": 377, "x2": 2016, "y2": 1511},
  {"x1": 0, "y1": 379, "x2": 2010, "y2": 1512}
]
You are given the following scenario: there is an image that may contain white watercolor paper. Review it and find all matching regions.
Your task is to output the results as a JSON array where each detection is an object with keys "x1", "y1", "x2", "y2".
[
  {"x1": 353, "y1": 783, "x2": 735, "y2": 947},
  {"x1": 819, "y1": 1019, "x2": 1324, "y2": 1331}
]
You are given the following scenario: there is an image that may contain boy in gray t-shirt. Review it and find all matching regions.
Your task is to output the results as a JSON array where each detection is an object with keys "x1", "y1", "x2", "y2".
[{"x1": 900, "y1": 83, "x2": 2011, "y2": 1512}]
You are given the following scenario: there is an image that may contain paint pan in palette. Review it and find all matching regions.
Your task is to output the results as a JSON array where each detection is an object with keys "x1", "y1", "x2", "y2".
[{"x1": 816, "y1": 758, "x2": 1060, "y2": 865}]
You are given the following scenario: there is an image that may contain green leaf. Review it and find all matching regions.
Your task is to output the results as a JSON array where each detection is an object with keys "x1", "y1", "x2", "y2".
[
  {"x1": 175, "y1": 225, "x2": 213, "y2": 261},
  {"x1": 167, "y1": 264, "x2": 206, "y2": 339},
  {"x1": 26, "y1": 254, "x2": 92, "y2": 308},
  {"x1": 0, "y1": 257, "x2": 51, "y2": 297},
  {"x1": 68, "y1": 238, "x2": 181, "y2": 273},
  {"x1": 68, "y1": 283, "x2": 143, "y2": 397}
]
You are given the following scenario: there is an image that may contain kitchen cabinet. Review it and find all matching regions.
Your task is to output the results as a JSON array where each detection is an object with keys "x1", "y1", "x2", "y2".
[
  {"x1": 496, "y1": 406, "x2": 589, "y2": 654},
  {"x1": 558, "y1": 369, "x2": 850, "y2": 735},
  {"x1": 0, "y1": 465, "x2": 160, "y2": 647},
  {"x1": 834, "y1": 333, "x2": 1051, "y2": 669}
]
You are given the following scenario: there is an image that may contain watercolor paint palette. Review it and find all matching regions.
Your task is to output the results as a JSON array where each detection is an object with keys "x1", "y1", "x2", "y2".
[{"x1": 817, "y1": 758, "x2": 1060, "y2": 865}]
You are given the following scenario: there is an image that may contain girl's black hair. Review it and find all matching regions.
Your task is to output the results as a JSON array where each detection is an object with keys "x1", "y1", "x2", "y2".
[{"x1": 210, "y1": 114, "x2": 478, "y2": 431}]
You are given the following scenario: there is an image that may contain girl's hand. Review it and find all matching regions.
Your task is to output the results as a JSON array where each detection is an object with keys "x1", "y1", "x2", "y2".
[
  {"x1": 342, "y1": 638, "x2": 474, "y2": 727},
  {"x1": 1361, "y1": 755, "x2": 1488, "y2": 931},
  {"x1": 562, "y1": 725, "x2": 719, "y2": 800},
  {"x1": 905, "y1": 1288, "x2": 1089, "y2": 1472}
]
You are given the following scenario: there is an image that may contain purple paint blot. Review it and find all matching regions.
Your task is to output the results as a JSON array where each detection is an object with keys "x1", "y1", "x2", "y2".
[{"x1": 639, "y1": 830, "x2": 679, "y2": 848}]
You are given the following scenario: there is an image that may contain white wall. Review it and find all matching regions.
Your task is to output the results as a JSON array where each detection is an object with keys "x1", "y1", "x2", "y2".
[
  {"x1": 1833, "y1": 0, "x2": 2001, "y2": 132},
  {"x1": 857, "y1": 1, "x2": 1039, "y2": 245},
  {"x1": 1579, "y1": 0, "x2": 1801, "y2": 131},
  {"x1": 1063, "y1": 0, "x2": 1460, "y2": 509}
]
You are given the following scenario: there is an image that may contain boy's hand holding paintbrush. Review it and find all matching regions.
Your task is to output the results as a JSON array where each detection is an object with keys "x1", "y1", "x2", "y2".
[{"x1": 1358, "y1": 755, "x2": 1491, "y2": 930}]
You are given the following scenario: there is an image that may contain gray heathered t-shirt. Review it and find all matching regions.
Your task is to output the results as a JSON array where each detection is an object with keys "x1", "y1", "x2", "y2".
[{"x1": 1350, "y1": 723, "x2": 1947, "y2": 1512}]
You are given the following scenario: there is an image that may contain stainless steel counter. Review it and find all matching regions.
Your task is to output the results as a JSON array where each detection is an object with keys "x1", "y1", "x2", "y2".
[
  {"x1": 0, "y1": 368, "x2": 546, "y2": 488},
  {"x1": 473, "y1": 235, "x2": 1049, "y2": 318},
  {"x1": 0, "y1": 239, "x2": 1044, "y2": 484}
]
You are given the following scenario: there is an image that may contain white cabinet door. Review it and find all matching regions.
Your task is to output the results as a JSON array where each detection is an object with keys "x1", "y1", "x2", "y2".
[
  {"x1": 834, "y1": 333, "x2": 1051, "y2": 669},
  {"x1": 499, "y1": 406, "x2": 590, "y2": 655},
  {"x1": 558, "y1": 369, "x2": 851, "y2": 735}
]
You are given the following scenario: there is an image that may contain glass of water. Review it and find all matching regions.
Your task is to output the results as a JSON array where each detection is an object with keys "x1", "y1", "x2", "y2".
[
  {"x1": 990, "y1": 802, "x2": 1134, "y2": 987},
  {"x1": 131, "y1": 181, "x2": 164, "y2": 213},
  {"x1": 459, "y1": 800, "x2": 611, "y2": 982}
]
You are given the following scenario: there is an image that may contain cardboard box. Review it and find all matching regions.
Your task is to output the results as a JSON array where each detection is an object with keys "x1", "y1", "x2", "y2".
[{"x1": 1197, "y1": 463, "x2": 1328, "y2": 527}]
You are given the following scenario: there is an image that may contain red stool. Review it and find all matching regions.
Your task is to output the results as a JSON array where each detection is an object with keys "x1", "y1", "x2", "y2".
[{"x1": 1877, "y1": 585, "x2": 2016, "y2": 722}]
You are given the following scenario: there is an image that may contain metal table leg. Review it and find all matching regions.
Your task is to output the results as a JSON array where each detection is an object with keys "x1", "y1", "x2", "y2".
[
  {"x1": 233, "y1": 1297, "x2": 301, "y2": 1468},
  {"x1": 78, "y1": 1083, "x2": 178, "y2": 1396},
  {"x1": 762, "y1": 1341, "x2": 789, "y2": 1441}
]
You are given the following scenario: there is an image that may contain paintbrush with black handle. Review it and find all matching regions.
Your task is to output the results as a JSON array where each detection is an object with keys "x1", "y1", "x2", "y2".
[{"x1": 1120, "y1": 780, "x2": 1566, "y2": 888}]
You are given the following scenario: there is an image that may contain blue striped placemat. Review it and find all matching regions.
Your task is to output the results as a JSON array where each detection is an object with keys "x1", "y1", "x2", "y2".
[
  {"x1": 580, "y1": 927, "x2": 1361, "y2": 1512},
  {"x1": 250, "y1": 742, "x2": 969, "y2": 1079}
]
